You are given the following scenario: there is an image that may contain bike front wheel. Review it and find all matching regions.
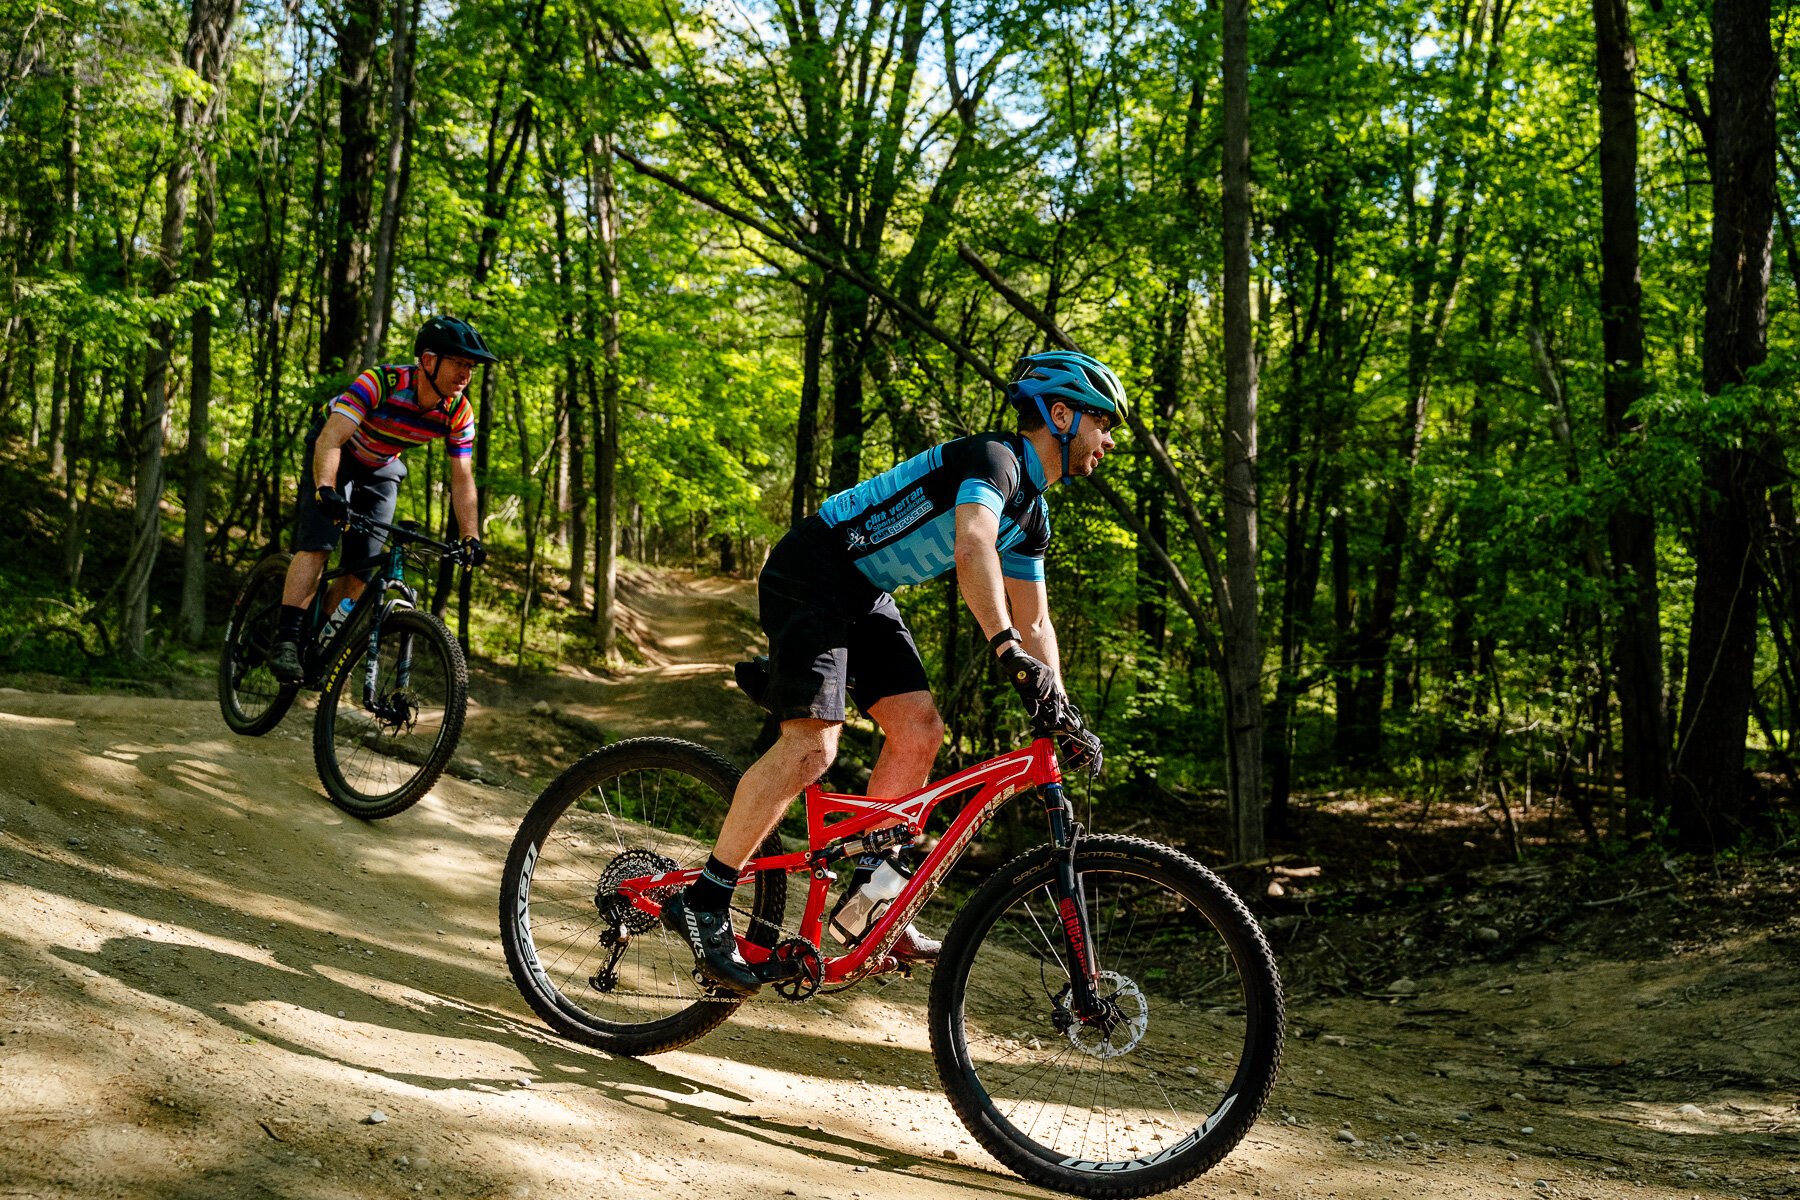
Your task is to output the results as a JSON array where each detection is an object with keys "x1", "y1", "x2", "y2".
[
  {"x1": 313, "y1": 606, "x2": 468, "y2": 819},
  {"x1": 218, "y1": 554, "x2": 300, "y2": 736},
  {"x1": 930, "y1": 835, "x2": 1284, "y2": 1198},
  {"x1": 501, "y1": 737, "x2": 787, "y2": 1057}
]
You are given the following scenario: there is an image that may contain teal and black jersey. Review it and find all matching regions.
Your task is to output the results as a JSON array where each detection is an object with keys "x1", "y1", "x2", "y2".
[{"x1": 817, "y1": 433, "x2": 1051, "y2": 593}]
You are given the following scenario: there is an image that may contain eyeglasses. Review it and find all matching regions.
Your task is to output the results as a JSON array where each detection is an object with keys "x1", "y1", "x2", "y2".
[{"x1": 1078, "y1": 410, "x2": 1116, "y2": 435}]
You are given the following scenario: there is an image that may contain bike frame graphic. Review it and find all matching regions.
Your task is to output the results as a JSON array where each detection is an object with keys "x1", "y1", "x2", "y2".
[{"x1": 619, "y1": 736, "x2": 1099, "y2": 995}]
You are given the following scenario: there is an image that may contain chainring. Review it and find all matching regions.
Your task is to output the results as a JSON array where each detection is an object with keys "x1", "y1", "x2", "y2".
[
  {"x1": 593, "y1": 848, "x2": 680, "y2": 935},
  {"x1": 769, "y1": 937, "x2": 825, "y2": 1002}
]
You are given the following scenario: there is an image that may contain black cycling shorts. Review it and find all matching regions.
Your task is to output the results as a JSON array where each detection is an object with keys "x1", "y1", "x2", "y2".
[
  {"x1": 293, "y1": 431, "x2": 406, "y2": 581},
  {"x1": 758, "y1": 515, "x2": 931, "y2": 724}
]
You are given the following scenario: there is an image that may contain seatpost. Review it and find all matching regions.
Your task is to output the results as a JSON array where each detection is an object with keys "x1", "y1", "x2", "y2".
[{"x1": 1042, "y1": 782, "x2": 1103, "y2": 1019}]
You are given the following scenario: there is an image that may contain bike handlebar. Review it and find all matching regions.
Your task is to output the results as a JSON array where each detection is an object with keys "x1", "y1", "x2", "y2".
[{"x1": 340, "y1": 511, "x2": 472, "y2": 563}]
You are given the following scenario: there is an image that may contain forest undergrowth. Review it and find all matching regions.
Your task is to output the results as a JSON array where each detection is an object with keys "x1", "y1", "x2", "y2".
[{"x1": 6, "y1": 432, "x2": 1797, "y2": 1025}]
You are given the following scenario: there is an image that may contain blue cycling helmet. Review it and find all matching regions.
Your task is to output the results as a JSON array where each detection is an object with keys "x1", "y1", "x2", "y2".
[{"x1": 1006, "y1": 350, "x2": 1128, "y2": 482}]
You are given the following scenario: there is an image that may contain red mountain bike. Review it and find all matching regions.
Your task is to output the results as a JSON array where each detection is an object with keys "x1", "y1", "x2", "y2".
[{"x1": 500, "y1": 736, "x2": 1284, "y2": 1197}]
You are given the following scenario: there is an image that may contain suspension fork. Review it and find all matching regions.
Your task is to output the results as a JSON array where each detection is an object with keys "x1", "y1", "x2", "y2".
[
  {"x1": 1043, "y1": 782, "x2": 1104, "y2": 1021},
  {"x1": 360, "y1": 607, "x2": 384, "y2": 708},
  {"x1": 358, "y1": 565, "x2": 418, "y2": 709}
]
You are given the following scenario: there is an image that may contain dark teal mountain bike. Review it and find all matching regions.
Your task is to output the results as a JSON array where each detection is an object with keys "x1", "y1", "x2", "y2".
[{"x1": 218, "y1": 513, "x2": 473, "y2": 819}]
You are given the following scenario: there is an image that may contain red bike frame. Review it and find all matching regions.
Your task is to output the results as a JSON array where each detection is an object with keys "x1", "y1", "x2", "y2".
[{"x1": 621, "y1": 737, "x2": 1069, "y2": 986}]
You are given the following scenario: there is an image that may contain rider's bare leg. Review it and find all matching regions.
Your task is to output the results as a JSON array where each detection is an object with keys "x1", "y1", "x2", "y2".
[
  {"x1": 280, "y1": 550, "x2": 367, "y2": 610},
  {"x1": 281, "y1": 550, "x2": 329, "y2": 608},
  {"x1": 857, "y1": 690, "x2": 945, "y2": 962},
  {"x1": 713, "y1": 717, "x2": 840, "y2": 868},
  {"x1": 866, "y1": 690, "x2": 944, "y2": 800}
]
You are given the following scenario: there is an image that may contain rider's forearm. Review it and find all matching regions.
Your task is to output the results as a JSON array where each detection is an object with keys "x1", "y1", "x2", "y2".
[
  {"x1": 449, "y1": 465, "x2": 481, "y2": 540},
  {"x1": 312, "y1": 442, "x2": 342, "y2": 492},
  {"x1": 954, "y1": 503, "x2": 1013, "y2": 642},
  {"x1": 954, "y1": 544, "x2": 1011, "y2": 642},
  {"x1": 1019, "y1": 619, "x2": 1063, "y2": 685},
  {"x1": 312, "y1": 413, "x2": 357, "y2": 491}
]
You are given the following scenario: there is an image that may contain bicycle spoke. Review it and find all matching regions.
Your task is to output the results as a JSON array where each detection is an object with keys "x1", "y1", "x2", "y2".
[
  {"x1": 220, "y1": 560, "x2": 296, "y2": 735},
  {"x1": 947, "y1": 855, "x2": 1263, "y2": 1172},
  {"x1": 323, "y1": 612, "x2": 457, "y2": 808}
]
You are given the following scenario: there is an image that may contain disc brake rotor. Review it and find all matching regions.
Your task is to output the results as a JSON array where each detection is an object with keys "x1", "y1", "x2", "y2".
[
  {"x1": 1057, "y1": 970, "x2": 1149, "y2": 1059},
  {"x1": 369, "y1": 692, "x2": 419, "y2": 733}
]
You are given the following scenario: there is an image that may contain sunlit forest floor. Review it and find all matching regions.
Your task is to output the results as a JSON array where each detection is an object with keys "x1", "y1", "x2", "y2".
[{"x1": 2, "y1": 438, "x2": 1797, "y2": 1197}]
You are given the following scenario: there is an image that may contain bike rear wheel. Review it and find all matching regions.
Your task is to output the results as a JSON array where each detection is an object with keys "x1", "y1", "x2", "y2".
[
  {"x1": 313, "y1": 606, "x2": 467, "y2": 819},
  {"x1": 218, "y1": 554, "x2": 301, "y2": 736},
  {"x1": 501, "y1": 737, "x2": 786, "y2": 1057},
  {"x1": 930, "y1": 835, "x2": 1284, "y2": 1198}
]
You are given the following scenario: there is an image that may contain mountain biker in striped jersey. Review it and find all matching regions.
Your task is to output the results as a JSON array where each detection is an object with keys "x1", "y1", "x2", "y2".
[
  {"x1": 664, "y1": 350, "x2": 1127, "y2": 996},
  {"x1": 268, "y1": 316, "x2": 498, "y2": 683}
]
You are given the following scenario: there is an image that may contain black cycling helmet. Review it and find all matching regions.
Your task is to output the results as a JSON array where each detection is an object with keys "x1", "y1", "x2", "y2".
[{"x1": 414, "y1": 315, "x2": 499, "y2": 365}]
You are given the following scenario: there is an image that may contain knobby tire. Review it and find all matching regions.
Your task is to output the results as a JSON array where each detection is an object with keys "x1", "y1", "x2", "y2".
[
  {"x1": 218, "y1": 554, "x2": 300, "y2": 737},
  {"x1": 313, "y1": 606, "x2": 467, "y2": 819},
  {"x1": 501, "y1": 737, "x2": 786, "y2": 1057},
  {"x1": 929, "y1": 835, "x2": 1284, "y2": 1198}
]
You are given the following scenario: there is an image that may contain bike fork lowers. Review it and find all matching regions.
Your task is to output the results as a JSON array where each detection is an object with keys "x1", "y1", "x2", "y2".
[{"x1": 1043, "y1": 782, "x2": 1104, "y2": 1020}]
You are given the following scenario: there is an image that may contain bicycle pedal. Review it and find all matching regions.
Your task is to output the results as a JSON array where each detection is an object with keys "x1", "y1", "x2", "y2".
[{"x1": 691, "y1": 969, "x2": 748, "y2": 999}]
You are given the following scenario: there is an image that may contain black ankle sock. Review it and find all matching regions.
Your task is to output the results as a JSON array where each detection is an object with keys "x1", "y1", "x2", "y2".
[
  {"x1": 687, "y1": 855, "x2": 740, "y2": 912},
  {"x1": 278, "y1": 604, "x2": 309, "y2": 641}
]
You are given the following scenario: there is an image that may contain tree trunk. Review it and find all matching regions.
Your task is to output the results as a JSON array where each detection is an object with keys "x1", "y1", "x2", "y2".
[
  {"x1": 1594, "y1": 0, "x2": 1668, "y2": 817},
  {"x1": 177, "y1": 162, "x2": 219, "y2": 644},
  {"x1": 61, "y1": 348, "x2": 86, "y2": 583},
  {"x1": 361, "y1": 0, "x2": 416, "y2": 368},
  {"x1": 1221, "y1": 0, "x2": 1264, "y2": 869},
  {"x1": 591, "y1": 133, "x2": 622, "y2": 657},
  {"x1": 826, "y1": 283, "x2": 872, "y2": 492},
  {"x1": 1672, "y1": 0, "x2": 1779, "y2": 851},
  {"x1": 124, "y1": 0, "x2": 239, "y2": 657},
  {"x1": 21, "y1": 322, "x2": 38, "y2": 446},
  {"x1": 552, "y1": 399, "x2": 569, "y2": 546},
  {"x1": 48, "y1": 66, "x2": 77, "y2": 478},
  {"x1": 49, "y1": 338, "x2": 68, "y2": 477},
  {"x1": 565, "y1": 371, "x2": 588, "y2": 602},
  {"x1": 514, "y1": 379, "x2": 537, "y2": 666},
  {"x1": 322, "y1": 0, "x2": 381, "y2": 375},
  {"x1": 791, "y1": 281, "x2": 826, "y2": 527}
]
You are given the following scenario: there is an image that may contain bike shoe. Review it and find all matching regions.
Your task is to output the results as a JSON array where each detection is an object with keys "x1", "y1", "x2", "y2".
[
  {"x1": 269, "y1": 639, "x2": 304, "y2": 683},
  {"x1": 892, "y1": 923, "x2": 941, "y2": 964},
  {"x1": 660, "y1": 891, "x2": 761, "y2": 996}
]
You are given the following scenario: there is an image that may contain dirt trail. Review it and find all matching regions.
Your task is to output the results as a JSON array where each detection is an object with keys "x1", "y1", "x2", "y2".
[{"x1": 1, "y1": 572, "x2": 1794, "y2": 1199}]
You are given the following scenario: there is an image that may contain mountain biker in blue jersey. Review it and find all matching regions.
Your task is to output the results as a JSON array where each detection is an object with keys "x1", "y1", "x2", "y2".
[{"x1": 664, "y1": 350, "x2": 1127, "y2": 996}]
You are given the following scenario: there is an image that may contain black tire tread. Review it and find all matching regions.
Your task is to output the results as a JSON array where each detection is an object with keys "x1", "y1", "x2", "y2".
[
  {"x1": 500, "y1": 737, "x2": 784, "y2": 1057},
  {"x1": 313, "y1": 607, "x2": 468, "y2": 819},
  {"x1": 928, "y1": 834, "x2": 1285, "y2": 1199},
  {"x1": 218, "y1": 554, "x2": 300, "y2": 737}
]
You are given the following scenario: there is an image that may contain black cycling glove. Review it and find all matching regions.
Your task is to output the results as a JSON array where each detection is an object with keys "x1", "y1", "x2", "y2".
[
  {"x1": 460, "y1": 537, "x2": 487, "y2": 567},
  {"x1": 999, "y1": 645, "x2": 1062, "y2": 731},
  {"x1": 1054, "y1": 701, "x2": 1105, "y2": 778},
  {"x1": 998, "y1": 645, "x2": 1104, "y2": 776},
  {"x1": 315, "y1": 485, "x2": 349, "y2": 525}
]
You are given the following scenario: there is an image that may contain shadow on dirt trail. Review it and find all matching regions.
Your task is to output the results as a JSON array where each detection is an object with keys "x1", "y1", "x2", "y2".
[{"x1": 1, "y1": 565, "x2": 1796, "y2": 1200}]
